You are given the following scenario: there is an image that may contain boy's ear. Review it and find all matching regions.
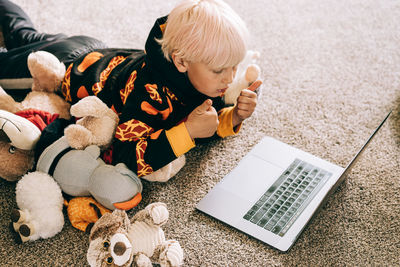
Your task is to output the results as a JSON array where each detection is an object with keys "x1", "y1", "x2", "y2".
[{"x1": 171, "y1": 53, "x2": 188, "y2": 73}]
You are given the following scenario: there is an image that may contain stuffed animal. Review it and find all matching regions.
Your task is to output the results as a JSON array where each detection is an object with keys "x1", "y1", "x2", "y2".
[
  {"x1": 12, "y1": 171, "x2": 64, "y2": 243},
  {"x1": 0, "y1": 51, "x2": 71, "y2": 182},
  {"x1": 223, "y1": 50, "x2": 262, "y2": 105},
  {"x1": 65, "y1": 196, "x2": 112, "y2": 233},
  {"x1": 0, "y1": 51, "x2": 69, "y2": 115},
  {"x1": 36, "y1": 136, "x2": 143, "y2": 211},
  {"x1": 87, "y1": 203, "x2": 184, "y2": 267}
]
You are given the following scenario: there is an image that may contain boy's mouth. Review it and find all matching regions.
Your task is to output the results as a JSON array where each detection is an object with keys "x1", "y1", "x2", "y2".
[{"x1": 218, "y1": 88, "x2": 228, "y2": 94}]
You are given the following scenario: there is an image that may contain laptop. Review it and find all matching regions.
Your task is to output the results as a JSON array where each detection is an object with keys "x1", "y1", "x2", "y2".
[{"x1": 196, "y1": 111, "x2": 391, "y2": 251}]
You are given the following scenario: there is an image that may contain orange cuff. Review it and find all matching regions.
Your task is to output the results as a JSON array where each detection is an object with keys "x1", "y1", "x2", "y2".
[
  {"x1": 217, "y1": 107, "x2": 242, "y2": 138},
  {"x1": 165, "y1": 122, "x2": 195, "y2": 156}
]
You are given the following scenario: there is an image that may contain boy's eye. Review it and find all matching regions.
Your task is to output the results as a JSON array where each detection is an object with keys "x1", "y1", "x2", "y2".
[{"x1": 213, "y1": 69, "x2": 224, "y2": 74}]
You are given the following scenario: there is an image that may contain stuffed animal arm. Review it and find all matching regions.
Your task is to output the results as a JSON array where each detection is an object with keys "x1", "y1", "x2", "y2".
[
  {"x1": 87, "y1": 203, "x2": 184, "y2": 267},
  {"x1": 64, "y1": 95, "x2": 119, "y2": 150}
]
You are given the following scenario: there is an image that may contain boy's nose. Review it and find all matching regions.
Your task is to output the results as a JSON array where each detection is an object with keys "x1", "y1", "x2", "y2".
[{"x1": 222, "y1": 68, "x2": 235, "y2": 84}]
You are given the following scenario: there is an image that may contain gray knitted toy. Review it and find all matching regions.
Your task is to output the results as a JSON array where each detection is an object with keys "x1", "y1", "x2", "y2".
[{"x1": 36, "y1": 136, "x2": 143, "y2": 210}]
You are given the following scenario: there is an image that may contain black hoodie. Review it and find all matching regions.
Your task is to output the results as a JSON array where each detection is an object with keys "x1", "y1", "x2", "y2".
[{"x1": 61, "y1": 16, "x2": 239, "y2": 177}]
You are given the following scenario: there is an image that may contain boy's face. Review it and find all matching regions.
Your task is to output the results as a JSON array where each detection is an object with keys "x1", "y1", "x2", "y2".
[
  {"x1": 185, "y1": 62, "x2": 237, "y2": 98},
  {"x1": 172, "y1": 54, "x2": 238, "y2": 98}
]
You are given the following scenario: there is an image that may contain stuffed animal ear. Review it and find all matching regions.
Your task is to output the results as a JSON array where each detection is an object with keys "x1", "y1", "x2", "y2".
[
  {"x1": 89, "y1": 209, "x2": 130, "y2": 241},
  {"x1": 70, "y1": 96, "x2": 117, "y2": 121}
]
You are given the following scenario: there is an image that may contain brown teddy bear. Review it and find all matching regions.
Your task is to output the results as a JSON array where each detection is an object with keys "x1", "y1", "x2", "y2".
[
  {"x1": 0, "y1": 50, "x2": 121, "y2": 182},
  {"x1": 0, "y1": 51, "x2": 71, "y2": 181}
]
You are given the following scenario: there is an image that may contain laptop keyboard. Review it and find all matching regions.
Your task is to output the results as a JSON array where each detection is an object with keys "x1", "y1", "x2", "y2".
[{"x1": 243, "y1": 158, "x2": 332, "y2": 237}]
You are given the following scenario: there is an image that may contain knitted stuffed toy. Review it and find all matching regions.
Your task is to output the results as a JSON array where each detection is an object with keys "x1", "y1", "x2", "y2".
[{"x1": 87, "y1": 203, "x2": 184, "y2": 267}]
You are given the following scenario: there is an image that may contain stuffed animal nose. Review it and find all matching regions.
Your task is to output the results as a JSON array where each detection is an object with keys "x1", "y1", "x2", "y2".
[
  {"x1": 113, "y1": 241, "x2": 126, "y2": 255},
  {"x1": 110, "y1": 233, "x2": 132, "y2": 266}
]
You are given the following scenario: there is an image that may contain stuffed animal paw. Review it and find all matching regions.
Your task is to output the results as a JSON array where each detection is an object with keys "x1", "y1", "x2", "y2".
[
  {"x1": 144, "y1": 202, "x2": 169, "y2": 226},
  {"x1": 27, "y1": 50, "x2": 66, "y2": 93},
  {"x1": 159, "y1": 240, "x2": 186, "y2": 267},
  {"x1": 64, "y1": 96, "x2": 119, "y2": 150}
]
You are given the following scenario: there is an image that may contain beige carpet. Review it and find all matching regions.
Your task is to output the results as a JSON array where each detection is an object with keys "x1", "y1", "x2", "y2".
[{"x1": 1, "y1": 0, "x2": 399, "y2": 266}]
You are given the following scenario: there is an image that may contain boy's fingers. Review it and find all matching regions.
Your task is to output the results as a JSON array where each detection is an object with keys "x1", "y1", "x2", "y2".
[
  {"x1": 196, "y1": 99, "x2": 213, "y2": 114},
  {"x1": 248, "y1": 80, "x2": 262, "y2": 92}
]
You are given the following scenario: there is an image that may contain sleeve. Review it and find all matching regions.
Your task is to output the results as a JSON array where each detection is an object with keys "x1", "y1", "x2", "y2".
[
  {"x1": 216, "y1": 106, "x2": 242, "y2": 138},
  {"x1": 111, "y1": 83, "x2": 195, "y2": 177},
  {"x1": 165, "y1": 122, "x2": 195, "y2": 156}
]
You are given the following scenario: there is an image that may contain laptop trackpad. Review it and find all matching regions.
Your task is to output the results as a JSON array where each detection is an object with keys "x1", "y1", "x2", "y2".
[{"x1": 217, "y1": 154, "x2": 284, "y2": 199}]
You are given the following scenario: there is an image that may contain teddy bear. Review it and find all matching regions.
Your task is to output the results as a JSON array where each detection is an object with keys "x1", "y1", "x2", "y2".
[
  {"x1": 0, "y1": 50, "x2": 71, "y2": 182},
  {"x1": 10, "y1": 130, "x2": 188, "y2": 242},
  {"x1": 10, "y1": 138, "x2": 187, "y2": 242},
  {"x1": 87, "y1": 203, "x2": 184, "y2": 267},
  {"x1": 0, "y1": 48, "x2": 120, "y2": 182},
  {"x1": 223, "y1": 50, "x2": 262, "y2": 105}
]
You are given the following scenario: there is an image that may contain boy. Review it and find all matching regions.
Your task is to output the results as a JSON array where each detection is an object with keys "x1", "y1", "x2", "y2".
[{"x1": 0, "y1": 0, "x2": 260, "y2": 177}]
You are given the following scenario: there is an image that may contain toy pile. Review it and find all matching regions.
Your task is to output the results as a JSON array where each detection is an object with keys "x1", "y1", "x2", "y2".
[{"x1": 0, "y1": 49, "x2": 261, "y2": 266}]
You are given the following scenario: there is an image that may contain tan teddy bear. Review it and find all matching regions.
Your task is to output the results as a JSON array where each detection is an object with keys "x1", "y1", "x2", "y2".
[
  {"x1": 0, "y1": 51, "x2": 71, "y2": 181},
  {"x1": 87, "y1": 203, "x2": 184, "y2": 267}
]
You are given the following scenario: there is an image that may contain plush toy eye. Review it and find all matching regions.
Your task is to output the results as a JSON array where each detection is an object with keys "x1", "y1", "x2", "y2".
[
  {"x1": 106, "y1": 256, "x2": 113, "y2": 264},
  {"x1": 103, "y1": 241, "x2": 110, "y2": 248},
  {"x1": 9, "y1": 146, "x2": 16, "y2": 154}
]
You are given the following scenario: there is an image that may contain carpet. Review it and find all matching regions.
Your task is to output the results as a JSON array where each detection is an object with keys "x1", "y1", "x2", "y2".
[{"x1": 0, "y1": 0, "x2": 399, "y2": 266}]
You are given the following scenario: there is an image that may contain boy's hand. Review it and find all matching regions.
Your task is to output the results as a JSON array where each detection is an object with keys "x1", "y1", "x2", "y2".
[
  {"x1": 232, "y1": 80, "x2": 262, "y2": 126},
  {"x1": 186, "y1": 99, "x2": 219, "y2": 139}
]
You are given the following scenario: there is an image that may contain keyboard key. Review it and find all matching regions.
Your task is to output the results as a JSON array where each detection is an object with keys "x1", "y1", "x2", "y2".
[
  {"x1": 257, "y1": 217, "x2": 269, "y2": 227},
  {"x1": 272, "y1": 225, "x2": 281, "y2": 234}
]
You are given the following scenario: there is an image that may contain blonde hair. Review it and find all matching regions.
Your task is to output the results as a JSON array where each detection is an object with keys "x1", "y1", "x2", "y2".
[{"x1": 159, "y1": 0, "x2": 249, "y2": 69}]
